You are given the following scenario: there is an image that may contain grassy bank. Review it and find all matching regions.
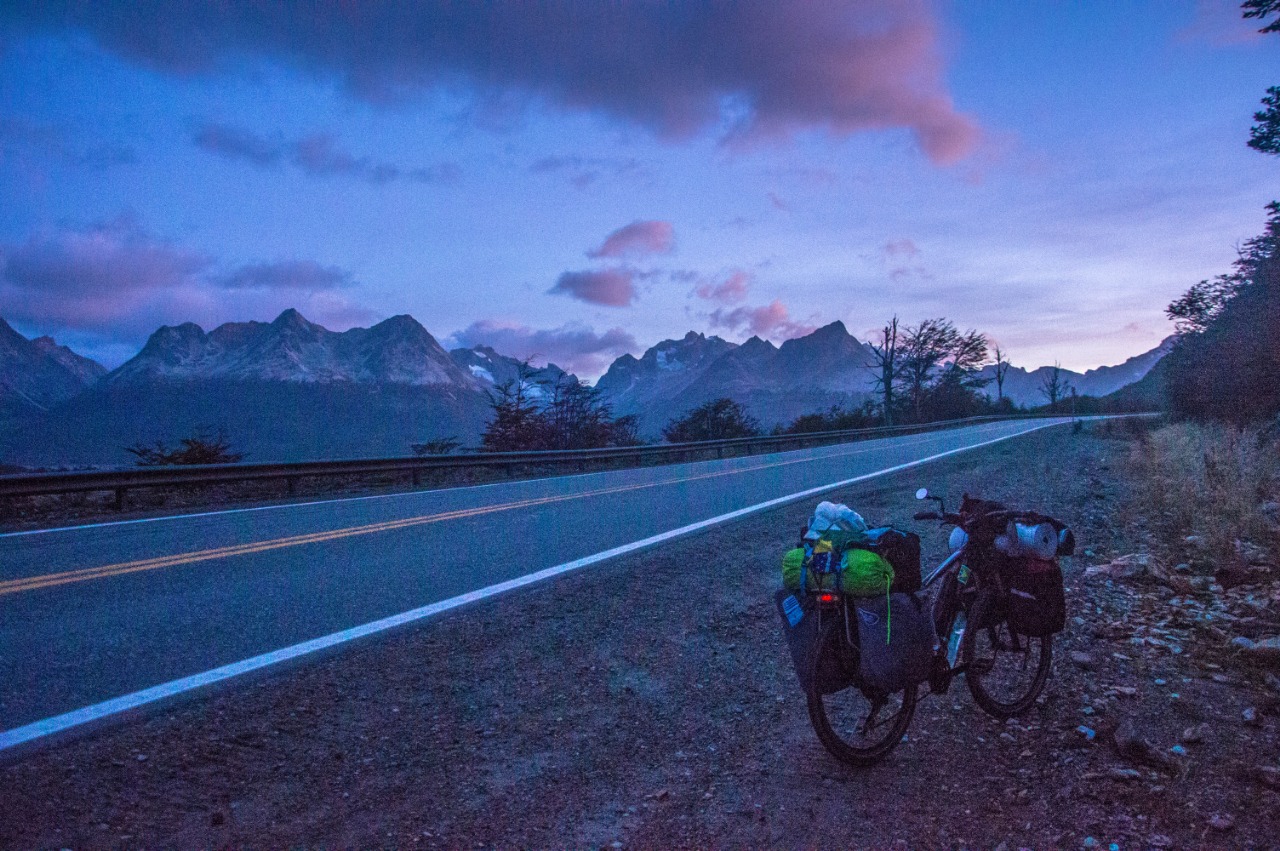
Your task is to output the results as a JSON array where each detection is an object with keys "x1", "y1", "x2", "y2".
[{"x1": 1120, "y1": 421, "x2": 1280, "y2": 567}]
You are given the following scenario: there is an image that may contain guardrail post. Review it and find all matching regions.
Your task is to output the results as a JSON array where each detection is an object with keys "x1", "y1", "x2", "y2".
[
  {"x1": 286, "y1": 477, "x2": 297, "y2": 496},
  {"x1": 115, "y1": 487, "x2": 128, "y2": 511},
  {"x1": 412, "y1": 468, "x2": 421, "y2": 488}
]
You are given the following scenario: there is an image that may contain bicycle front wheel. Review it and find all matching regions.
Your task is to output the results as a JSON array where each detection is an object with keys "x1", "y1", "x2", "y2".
[
  {"x1": 805, "y1": 617, "x2": 917, "y2": 766},
  {"x1": 963, "y1": 597, "x2": 1052, "y2": 719}
]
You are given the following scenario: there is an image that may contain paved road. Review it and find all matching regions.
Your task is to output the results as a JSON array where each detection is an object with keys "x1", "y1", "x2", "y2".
[{"x1": 0, "y1": 418, "x2": 1069, "y2": 740}]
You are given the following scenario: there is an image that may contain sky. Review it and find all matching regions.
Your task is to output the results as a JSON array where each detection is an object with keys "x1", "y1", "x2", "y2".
[{"x1": 0, "y1": 1, "x2": 1276, "y2": 379}]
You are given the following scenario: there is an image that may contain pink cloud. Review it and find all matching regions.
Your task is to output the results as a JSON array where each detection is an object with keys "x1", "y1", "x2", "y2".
[
  {"x1": 0, "y1": 218, "x2": 374, "y2": 343},
  {"x1": 548, "y1": 268, "x2": 637, "y2": 307},
  {"x1": 10, "y1": 2, "x2": 980, "y2": 163},
  {"x1": 0, "y1": 217, "x2": 211, "y2": 330},
  {"x1": 695, "y1": 270, "x2": 751, "y2": 304},
  {"x1": 709, "y1": 300, "x2": 816, "y2": 340},
  {"x1": 449, "y1": 320, "x2": 637, "y2": 377},
  {"x1": 1176, "y1": 0, "x2": 1265, "y2": 45},
  {"x1": 587, "y1": 220, "x2": 675, "y2": 259}
]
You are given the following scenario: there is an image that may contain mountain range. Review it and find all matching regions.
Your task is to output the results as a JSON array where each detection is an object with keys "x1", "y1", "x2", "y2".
[
  {"x1": 0, "y1": 310, "x2": 1170, "y2": 466},
  {"x1": 0, "y1": 317, "x2": 106, "y2": 417}
]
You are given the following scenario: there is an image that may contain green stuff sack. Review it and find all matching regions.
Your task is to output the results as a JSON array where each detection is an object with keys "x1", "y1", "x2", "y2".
[
  {"x1": 780, "y1": 546, "x2": 839, "y2": 592},
  {"x1": 842, "y1": 548, "x2": 895, "y2": 643},
  {"x1": 781, "y1": 548, "x2": 806, "y2": 591},
  {"x1": 841, "y1": 548, "x2": 894, "y2": 596}
]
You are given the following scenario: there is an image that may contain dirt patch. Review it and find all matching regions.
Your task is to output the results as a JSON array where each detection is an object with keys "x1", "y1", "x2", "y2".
[{"x1": 3, "y1": 423, "x2": 1279, "y2": 848}]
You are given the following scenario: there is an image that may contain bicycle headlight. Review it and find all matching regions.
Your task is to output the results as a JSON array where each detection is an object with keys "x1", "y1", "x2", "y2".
[{"x1": 949, "y1": 527, "x2": 968, "y2": 552}]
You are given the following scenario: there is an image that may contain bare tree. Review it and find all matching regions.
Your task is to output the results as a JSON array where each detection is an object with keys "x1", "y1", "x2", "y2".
[
  {"x1": 993, "y1": 346, "x2": 1011, "y2": 402},
  {"x1": 950, "y1": 329, "x2": 990, "y2": 380},
  {"x1": 899, "y1": 318, "x2": 962, "y2": 422},
  {"x1": 1040, "y1": 362, "x2": 1070, "y2": 412},
  {"x1": 866, "y1": 316, "x2": 899, "y2": 426},
  {"x1": 542, "y1": 373, "x2": 616, "y2": 450}
]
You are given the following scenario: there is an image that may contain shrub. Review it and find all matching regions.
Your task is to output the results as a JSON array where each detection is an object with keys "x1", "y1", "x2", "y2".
[
  {"x1": 411, "y1": 437, "x2": 461, "y2": 456},
  {"x1": 126, "y1": 430, "x2": 245, "y2": 466},
  {"x1": 663, "y1": 398, "x2": 761, "y2": 442}
]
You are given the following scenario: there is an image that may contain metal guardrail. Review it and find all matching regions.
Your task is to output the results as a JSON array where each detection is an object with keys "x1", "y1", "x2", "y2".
[{"x1": 0, "y1": 414, "x2": 1077, "y2": 509}]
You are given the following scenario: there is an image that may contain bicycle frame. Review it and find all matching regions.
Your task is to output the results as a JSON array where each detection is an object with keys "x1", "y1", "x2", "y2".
[
  {"x1": 922, "y1": 547, "x2": 963, "y2": 590},
  {"x1": 921, "y1": 541, "x2": 987, "y2": 685}
]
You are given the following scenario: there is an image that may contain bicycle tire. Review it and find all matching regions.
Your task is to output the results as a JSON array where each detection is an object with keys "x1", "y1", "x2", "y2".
[
  {"x1": 963, "y1": 593, "x2": 1053, "y2": 719},
  {"x1": 805, "y1": 615, "x2": 917, "y2": 766}
]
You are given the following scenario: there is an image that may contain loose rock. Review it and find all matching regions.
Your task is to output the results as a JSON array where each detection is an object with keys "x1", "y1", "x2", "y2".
[
  {"x1": 1181, "y1": 724, "x2": 1207, "y2": 743},
  {"x1": 1113, "y1": 721, "x2": 1174, "y2": 771},
  {"x1": 1069, "y1": 651, "x2": 1095, "y2": 670},
  {"x1": 1207, "y1": 814, "x2": 1235, "y2": 832}
]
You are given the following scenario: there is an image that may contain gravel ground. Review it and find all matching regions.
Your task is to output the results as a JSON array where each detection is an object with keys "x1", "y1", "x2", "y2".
[{"x1": 2, "y1": 422, "x2": 1278, "y2": 849}]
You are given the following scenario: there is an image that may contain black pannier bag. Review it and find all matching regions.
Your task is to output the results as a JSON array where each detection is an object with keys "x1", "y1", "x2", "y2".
[
  {"x1": 775, "y1": 589, "x2": 935, "y2": 696},
  {"x1": 1004, "y1": 557, "x2": 1066, "y2": 637},
  {"x1": 852, "y1": 592, "x2": 935, "y2": 694},
  {"x1": 865, "y1": 527, "x2": 923, "y2": 594},
  {"x1": 774, "y1": 589, "x2": 855, "y2": 695}
]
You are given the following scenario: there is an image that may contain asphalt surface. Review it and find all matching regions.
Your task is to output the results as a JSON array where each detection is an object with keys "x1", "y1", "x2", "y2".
[{"x1": 0, "y1": 418, "x2": 1068, "y2": 737}]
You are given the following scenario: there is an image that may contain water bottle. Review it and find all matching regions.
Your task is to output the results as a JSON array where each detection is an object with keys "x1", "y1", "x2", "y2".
[{"x1": 946, "y1": 611, "x2": 967, "y2": 667}]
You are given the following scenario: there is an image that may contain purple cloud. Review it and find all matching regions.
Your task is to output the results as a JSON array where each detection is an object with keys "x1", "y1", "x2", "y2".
[
  {"x1": 0, "y1": 117, "x2": 136, "y2": 170},
  {"x1": 588, "y1": 221, "x2": 675, "y2": 259},
  {"x1": 0, "y1": 218, "x2": 373, "y2": 342},
  {"x1": 217, "y1": 260, "x2": 352, "y2": 291},
  {"x1": 450, "y1": 320, "x2": 638, "y2": 377},
  {"x1": 194, "y1": 123, "x2": 284, "y2": 167},
  {"x1": 549, "y1": 268, "x2": 637, "y2": 307},
  {"x1": 529, "y1": 154, "x2": 642, "y2": 189},
  {"x1": 694, "y1": 270, "x2": 751, "y2": 304},
  {"x1": 292, "y1": 134, "x2": 400, "y2": 183},
  {"x1": 0, "y1": 217, "x2": 210, "y2": 330},
  {"x1": 884, "y1": 238, "x2": 920, "y2": 259},
  {"x1": 7, "y1": 2, "x2": 979, "y2": 162},
  {"x1": 194, "y1": 123, "x2": 459, "y2": 184},
  {"x1": 709, "y1": 300, "x2": 816, "y2": 340}
]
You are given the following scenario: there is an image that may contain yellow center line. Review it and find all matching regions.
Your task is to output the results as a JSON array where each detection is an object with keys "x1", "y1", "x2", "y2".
[{"x1": 1, "y1": 429, "x2": 971, "y2": 597}]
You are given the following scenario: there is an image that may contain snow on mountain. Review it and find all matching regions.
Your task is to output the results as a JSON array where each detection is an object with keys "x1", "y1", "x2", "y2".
[
  {"x1": 448, "y1": 345, "x2": 576, "y2": 401},
  {"x1": 597, "y1": 322, "x2": 880, "y2": 434},
  {"x1": 110, "y1": 309, "x2": 475, "y2": 388},
  {"x1": 594, "y1": 331, "x2": 737, "y2": 416}
]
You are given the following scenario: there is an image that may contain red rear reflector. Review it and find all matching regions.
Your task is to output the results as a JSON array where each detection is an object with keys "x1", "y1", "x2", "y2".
[{"x1": 818, "y1": 593, "x2": 837, "y2": 604}]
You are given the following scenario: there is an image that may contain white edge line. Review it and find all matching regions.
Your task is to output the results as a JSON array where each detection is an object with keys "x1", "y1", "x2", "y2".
[
  {"x1": 0, "y1": 419, "x2": 1050, "y2": 539},
  {"x1": 0, "y1": 419, "x2": 1064, "y2": 751}
]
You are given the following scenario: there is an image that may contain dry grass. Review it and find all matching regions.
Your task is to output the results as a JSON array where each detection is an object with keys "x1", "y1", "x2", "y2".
[{"x1": 1124, "y1": 421, "x2": 1280, "y2": 563}]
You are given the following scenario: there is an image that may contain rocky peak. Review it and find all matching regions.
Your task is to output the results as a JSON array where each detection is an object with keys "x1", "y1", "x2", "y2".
[
  {"x1": 110, "y1": 311, "x2": 474, "y2": 388},
  {"x1": 0, "y1": 317, "x2": 106, "y2": 412}
]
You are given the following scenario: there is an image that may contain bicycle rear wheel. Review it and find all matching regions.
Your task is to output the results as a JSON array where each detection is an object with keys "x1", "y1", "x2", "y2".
[
  {"x1": 963, "y1": 596, "x2": 1052, "y2": 719},
  {"x1": 805, "y1": 617, "x2": 917, "y2": 766}
]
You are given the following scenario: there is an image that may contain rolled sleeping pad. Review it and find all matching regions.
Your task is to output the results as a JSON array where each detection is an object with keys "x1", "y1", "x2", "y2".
[{"x1": 995, "y1": 522, "x2": 1058, "y2": 560}]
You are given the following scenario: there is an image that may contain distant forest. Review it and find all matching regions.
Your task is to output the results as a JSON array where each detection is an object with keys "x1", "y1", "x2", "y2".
[{"x1": 1160, "y1": 0, "x2": 1279, "y2": 426}]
